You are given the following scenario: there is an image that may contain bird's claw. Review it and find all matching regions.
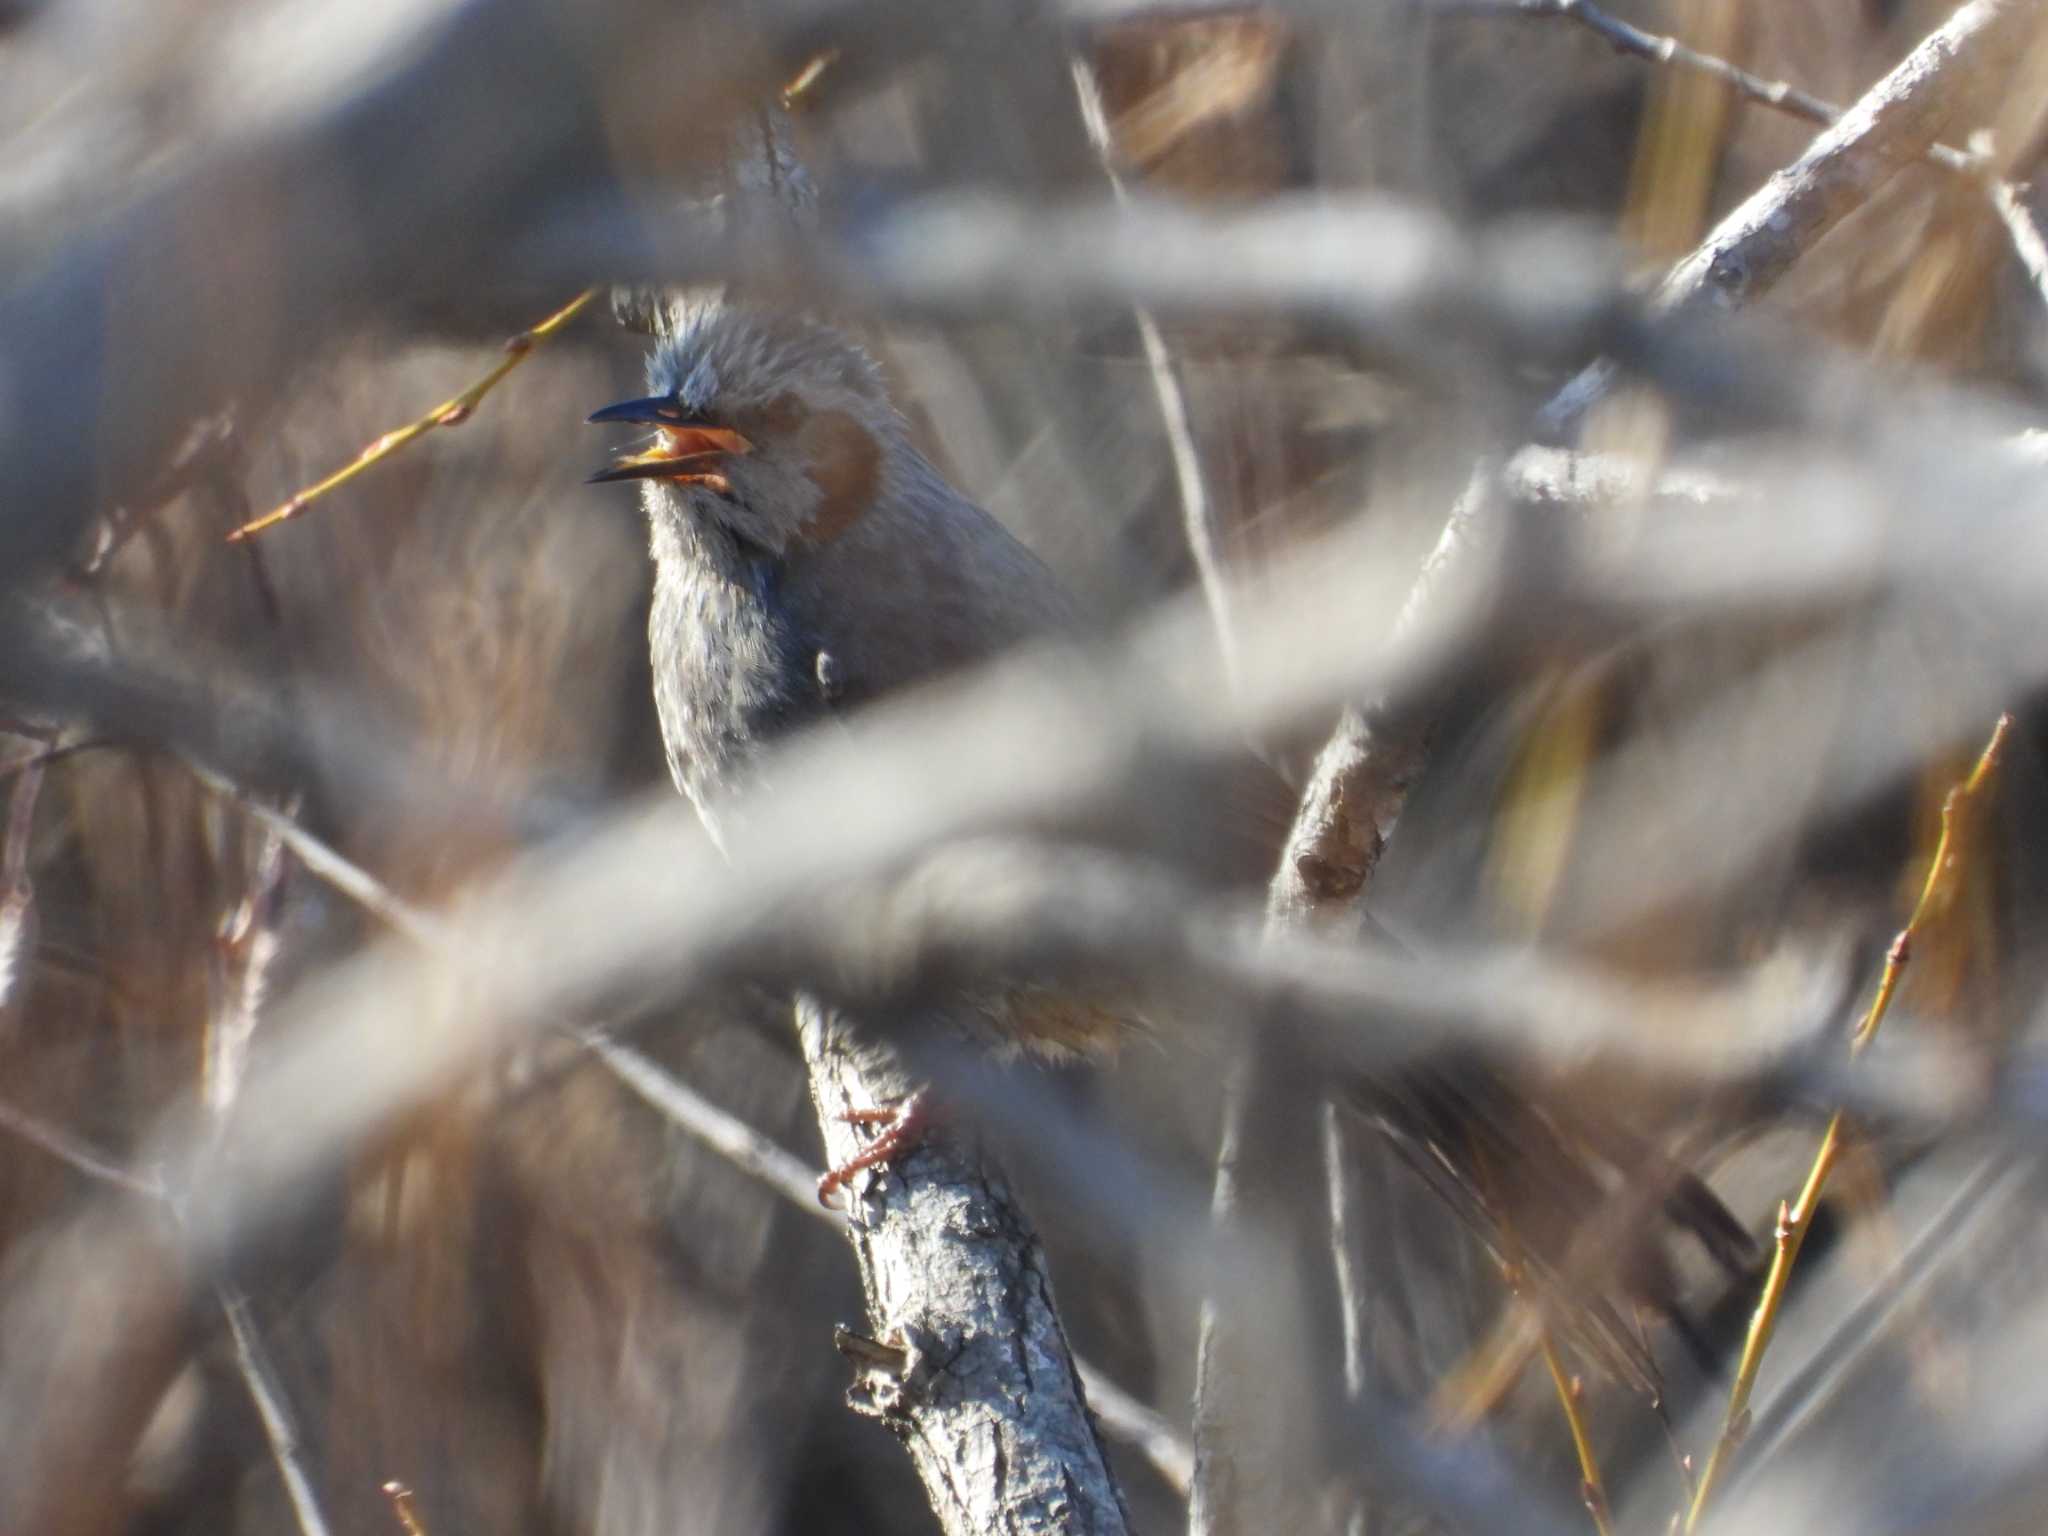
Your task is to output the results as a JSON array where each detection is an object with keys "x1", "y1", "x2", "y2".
[{"x1": 817, "y1": 1091, "x2": 934, "y2": 1207}]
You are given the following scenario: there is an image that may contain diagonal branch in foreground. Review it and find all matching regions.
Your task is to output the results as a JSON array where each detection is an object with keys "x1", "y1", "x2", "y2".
[
  {"x1": 1, "y1": 427, "x2": 2034, "y2": 1533},
  {"x1": 1541, "y1": 0, "x2": 2047, "y2": 435},
  {"x1": 1188, "y1": 470, "x2": 1497, "y2": 1536},
  {"x1": 586, "y1": 1030, "x2": 1197, "y2": 1495},
  {"x1": 1480, "y1": 0, "x2": 2048, "y2": 316},
  {"x1": 198, "y1": 762, "x2": 1155, "y2": 1531}
]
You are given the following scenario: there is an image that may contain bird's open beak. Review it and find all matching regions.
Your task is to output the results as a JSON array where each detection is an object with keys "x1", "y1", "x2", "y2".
[{"x1": 586, "y1": 396, "x2": 753, "y2": 487}]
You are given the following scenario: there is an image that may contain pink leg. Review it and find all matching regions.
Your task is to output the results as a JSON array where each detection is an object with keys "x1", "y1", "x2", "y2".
[{"x1": 816, "y1": 1091, "x2": 934, "y2": 1206}]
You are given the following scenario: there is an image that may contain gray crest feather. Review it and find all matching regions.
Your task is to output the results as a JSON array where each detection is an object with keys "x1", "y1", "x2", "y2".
[{"x1": 649, "y1": 304, "x2": 899, "y2": 431}]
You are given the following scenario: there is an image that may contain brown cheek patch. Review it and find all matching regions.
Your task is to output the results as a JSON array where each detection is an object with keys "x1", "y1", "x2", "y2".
[{"x1": 796, "y1": 410, "x2": 882, "y2": 544}]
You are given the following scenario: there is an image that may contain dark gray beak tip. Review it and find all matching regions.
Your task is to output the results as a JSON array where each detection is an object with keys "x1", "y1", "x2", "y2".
[{"x1": 587, "y1": 395, "x2": 675, "y2": 427}]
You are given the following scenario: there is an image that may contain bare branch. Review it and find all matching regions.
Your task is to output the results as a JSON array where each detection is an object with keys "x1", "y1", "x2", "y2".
[
  {"x1": 1652, "y1": 0, "x2": 2037, "y2": 315},
  {"x1": 0, "y1": 626, "x2": 1994, "y2": 1535},
  {"x1": 6, "y1": 369, "x2": 2048, "y2": 1530},
  {"x1": 1190, "y1": 471, "x2": 1500, "y2": 1536},
  {"x1": 798, "y1": 997, "x2": 1133, "y2": 1536},
  {"x1": 1542, "y1": 0, "x2": 2046, "y2": 433},
  {"x1": 1458, "y1": 0, "x2": 2048, "y2": 322},
  {"x1": 12, "y1": 6, "x2": 2048, "y2": 1534},
  {"x1": 1440, "y1": 0, "x2": 1984, "y2": 175},
  {"x1": 188, "y1": 771, "x2": 1193, "y2": 1507},
  {"x1": 588, "y1": 1030, "x2": 1197, "y2": 1495}
]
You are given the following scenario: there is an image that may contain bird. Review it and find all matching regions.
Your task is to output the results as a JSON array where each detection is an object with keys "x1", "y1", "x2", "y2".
[
  {"x1": 587, "y1": 298, "x2": 1158, "y2": 1201},
  {"x1": 588, "y1": 299, "x2": 1755, "y2": 1386},
  {"x1": 588, "y1": 303, "x2": 1079, "y2": 848}
]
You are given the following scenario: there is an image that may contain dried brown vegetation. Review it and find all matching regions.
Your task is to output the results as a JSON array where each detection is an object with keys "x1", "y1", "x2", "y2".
[{"x1": 5, "y1": 3, "x2": 2048, "y2": 1535}]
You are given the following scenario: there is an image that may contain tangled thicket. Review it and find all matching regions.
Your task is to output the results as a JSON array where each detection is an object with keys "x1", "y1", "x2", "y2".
[{"x1": 5, "y1": 3, "x2": 2048, "y2": 1535}]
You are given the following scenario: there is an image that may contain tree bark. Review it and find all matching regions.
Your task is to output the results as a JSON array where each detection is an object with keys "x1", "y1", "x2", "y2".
[{"x1": 797, "y1": 996, "x2": 1132, "y2": 1536}]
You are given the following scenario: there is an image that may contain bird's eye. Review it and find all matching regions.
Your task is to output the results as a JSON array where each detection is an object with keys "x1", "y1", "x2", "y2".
[{"x1": 747, "y1": 392, "x2": 806, "y2": 437}]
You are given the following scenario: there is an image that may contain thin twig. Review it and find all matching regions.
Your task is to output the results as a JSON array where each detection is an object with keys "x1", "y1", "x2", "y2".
[
  {"x1": 0, "y1": 1098, "x2": 163, "y2": 1198},
  {"x1": 779, "y1": 50, "x2": 839, "y2": 107},
  {"x1": 1541, "y1": 0, "x2": 2045, "y2": 433},
  {"x1": 200, "y1": 763, "x2": 335, "y2": 1536},
  {"x1": 1537, "y1": 1333, "x2": 1614, "y2": 1536},
  {"x1": 582, "y1": 1032, "x2": 826, "y2": 1214},
  {"x1": 226, "y1": 287, "x2": 599, "y2": 543},
  {"x1": 174, "y1": 782, "x2": 1187, "y2": 1498},
  {"x1": 1684, "y1": 712, "x2": 2014, "y2": 1530},
  {"x1": 182, "y1": 760, "x2": 441, "y2": 946},
  {"x1": 79, "y1": 413, "x2": 242, "y2": 577},
  {"x1": 1078, "y1": 1367, "x2": 1198, "y2": 1499},
  {"x1": 1479, "y1": 0, "x2": 2048, "y2": 315},
  {"x1": 1069, "y1": 55, "x2": 1241, "y2": 694},
  {"x1": 1446, "y1": 0, "x2": 1978, "y2": 172},
  {"x1": 221, "y1": 1287, "x2": 334, "y2": 1536},
  {"x1": 1735, "y1": 1154, "x2": 2024, "y2": 1476}
]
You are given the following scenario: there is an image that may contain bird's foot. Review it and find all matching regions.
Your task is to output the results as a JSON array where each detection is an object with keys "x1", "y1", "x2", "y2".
[{"x1": 817, "y1": 1090, "x2": 934, "y2": 1207}]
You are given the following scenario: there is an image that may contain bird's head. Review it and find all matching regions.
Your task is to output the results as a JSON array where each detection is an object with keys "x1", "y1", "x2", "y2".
[{"x1": 588, "y1": 305, "x2": 899, "y2": 555}]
